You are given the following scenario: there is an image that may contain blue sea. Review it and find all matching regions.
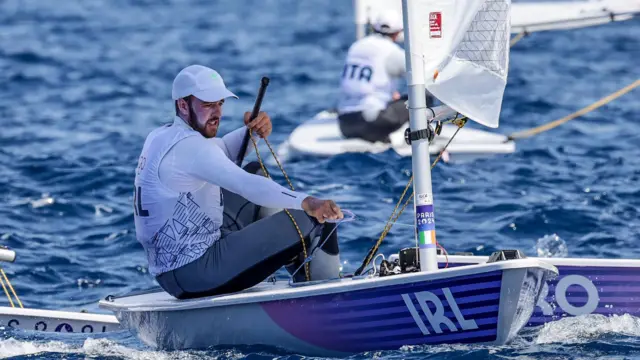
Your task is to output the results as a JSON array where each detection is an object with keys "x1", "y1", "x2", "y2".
[{"x1": 1, "y1": 0, "x2": 639, "y2": 358}]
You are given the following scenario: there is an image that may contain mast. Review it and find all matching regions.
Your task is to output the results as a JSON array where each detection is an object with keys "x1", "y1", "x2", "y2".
[
  {"x1": 401, "y1": 0, "x2": 438, "y2": 272},
  {"x1": 354, "y1": 0, "x2": 365, "y2": 40}
]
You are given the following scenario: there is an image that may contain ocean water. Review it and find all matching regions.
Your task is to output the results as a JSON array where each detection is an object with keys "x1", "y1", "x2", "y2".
[{"x1": 1, "y1": 0, "x2": 639, "y2": 358}]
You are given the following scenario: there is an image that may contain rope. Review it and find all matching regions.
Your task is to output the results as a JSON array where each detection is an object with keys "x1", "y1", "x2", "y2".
[
  {"x1": 437, "y1": 243, "x2": 449, "y2": 269},
  {"x1": 0, "y1": 271, "x2": 14, "y2": 308},
  {"x1": 431, "y1": 116, "x2": 467, "y2": 166},
  {"x1": 355, "y1": 118, "x2": 467, "y2": 275},
  {"x1": 288, "y1": 210, "x2": 356, "y2": 285},
  {"x1": 249, "y1": 134, "x2": 310, "y2": 281},
  {"x1": 356, "y1": 173, "x2": 414, "y2": 275},
  {"x1": 507, "y1": 78, "x2": 640, "y2": 141},
  {"x1": 354, "y1": 59, "x2": 637, "y2": 274},
  {"x1": 510, "y1": 31, "x2": 528, "y2": 47},
  {"x1": 0, "y1": 268, "x2": 22, "y2": 308}
]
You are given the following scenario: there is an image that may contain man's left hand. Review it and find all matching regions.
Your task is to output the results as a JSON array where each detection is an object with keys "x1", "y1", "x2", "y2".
[{"x1": 244, "y1": 111, "x2": 272, "y2": 138}]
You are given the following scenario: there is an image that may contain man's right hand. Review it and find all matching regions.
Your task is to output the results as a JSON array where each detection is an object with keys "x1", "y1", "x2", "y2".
[{"x1": 301, "y1": 196, "x2": 344, "y2": 223}]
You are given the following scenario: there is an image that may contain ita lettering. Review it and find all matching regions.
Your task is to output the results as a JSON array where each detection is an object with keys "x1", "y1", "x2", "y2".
[
  {"x1": 402, "y1": 288, "x2": 478, "y2": 335},
  {"x1": 342, "y1": 63, "x2": 373, "y2": 82}
]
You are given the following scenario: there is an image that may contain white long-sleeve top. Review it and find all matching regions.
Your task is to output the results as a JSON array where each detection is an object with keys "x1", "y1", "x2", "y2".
[
  {"x1": 134, "y1": 116, "x2": 309, "y2": 275},
  {"x1": 159, "y1": 117, "x2": 308, "y2": 210}
]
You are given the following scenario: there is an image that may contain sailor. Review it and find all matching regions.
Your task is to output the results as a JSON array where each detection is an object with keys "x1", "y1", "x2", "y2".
[
  {"x1": 337, "y1": 11, "x2": 434, "y2": 143},
  {"x1": 134, "y1": 64, "x2": 344, "y2": 299}
]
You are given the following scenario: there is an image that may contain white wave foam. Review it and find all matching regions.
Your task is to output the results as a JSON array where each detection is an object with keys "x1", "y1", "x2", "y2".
[
  {"x1": 536, "y1": 314, "x2": 640, "y2": 344},
  {"x1": 0, "y1": 337, "x2": 217, "y2": 359},
  {"x1": 0, "y1": 338, "x2": 73, "y2": 358}
]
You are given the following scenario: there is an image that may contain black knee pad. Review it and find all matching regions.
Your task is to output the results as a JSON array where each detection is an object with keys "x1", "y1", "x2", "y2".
[{"x1": 318, "y1": 223, "x2": 340, "y2": 256}]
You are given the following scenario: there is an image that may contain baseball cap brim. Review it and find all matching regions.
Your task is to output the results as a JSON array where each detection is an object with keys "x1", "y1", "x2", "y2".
[{"x1": 191, "y1": 87, "x2": 239, "y2": 102}]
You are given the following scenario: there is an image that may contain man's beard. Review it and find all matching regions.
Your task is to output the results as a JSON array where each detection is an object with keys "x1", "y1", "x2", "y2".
[{"x1": 187, "y1": 100, "x2": 218, "y2": 138}]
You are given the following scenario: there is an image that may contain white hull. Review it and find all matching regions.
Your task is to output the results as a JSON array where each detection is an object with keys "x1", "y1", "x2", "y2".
[
  {"x1": 0, "y1": 307, "x2": 119, "y2": 333},
  {"x1": 277, "y1": 111, "x2": 515, "y2": 160},
  {"x1": 3, "y1": 253, "x2": 638, "y2": 338},
  {"x1": 2, "y1": 253, "x2": 638, "y2": 338},
  {"x1": 510, "y1": 0, "x2": 639, "y2": 33},
  {"x1": 354, "y1": 0, "x2": 640, "y2": 37},
  {"x1": 99, "y1": 259, "x2": 556, "y2": 356}
]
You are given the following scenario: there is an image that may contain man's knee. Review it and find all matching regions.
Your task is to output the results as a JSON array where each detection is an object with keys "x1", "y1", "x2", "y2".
[
  {"x1": 240, "y1": 161, "x2": 283, "y2": 219},
  {"x1": 307, "y1": 222, "x2": 341, "y2": 280},
  {"x1": 155, "y1": 271, "x2": 186, "y2": 299}
]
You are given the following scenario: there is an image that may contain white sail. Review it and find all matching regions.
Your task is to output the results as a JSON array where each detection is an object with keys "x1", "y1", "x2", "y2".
[
  {"x1": 354, "y1": 0, "x2": 640, "y2": 37},
  {"x1": 418, "y1": 0, "x2": 511, "y2": 128}
]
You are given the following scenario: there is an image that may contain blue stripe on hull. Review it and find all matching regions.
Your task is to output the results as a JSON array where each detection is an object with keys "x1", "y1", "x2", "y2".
[
  {"x1": 261, "y1": 270, "x2": 504, "y2": 352},
  {"x1": 442, "y1": 260, "x2": 640, "y2": 326}
]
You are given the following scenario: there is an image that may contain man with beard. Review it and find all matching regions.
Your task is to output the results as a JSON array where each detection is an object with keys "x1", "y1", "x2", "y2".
[{"x1": 133, "y1": 64, "x2": 344, "y2": 299}]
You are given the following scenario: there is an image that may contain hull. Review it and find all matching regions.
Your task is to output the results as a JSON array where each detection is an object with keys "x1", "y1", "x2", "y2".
[
  {"x1": 0, "y1": 307, "x2": 120, "y2": 333},
  {"x1": 438, "y1": 255, "x2": 640, "y2": 326},
  {"x1": 100, "y1": 259, "x2": 556, "y2": 356},
  {"x1": 2, "y1": 255, "x2": 636, "y2": 338},
  {"x1": 277, "y1": 111, "x2": 515, "y2": 160}
]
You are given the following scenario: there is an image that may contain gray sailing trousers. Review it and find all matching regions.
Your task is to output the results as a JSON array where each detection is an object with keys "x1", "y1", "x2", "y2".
[{"x1": 155, "y1": 162, "x2": 341, "y2": 299}]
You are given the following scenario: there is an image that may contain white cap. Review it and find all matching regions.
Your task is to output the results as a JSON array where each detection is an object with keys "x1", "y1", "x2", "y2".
[
  {"x1": 372, "y1": 10, "x2": 403, "y2": 34},
  {"x1": 171, "y1": 64, "x2": 238, "y2": 102}
]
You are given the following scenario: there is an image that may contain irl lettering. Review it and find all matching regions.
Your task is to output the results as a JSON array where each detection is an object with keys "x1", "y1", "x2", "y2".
[{"x1": 402, "y1": 288, "x2": 478, "y2": 335}]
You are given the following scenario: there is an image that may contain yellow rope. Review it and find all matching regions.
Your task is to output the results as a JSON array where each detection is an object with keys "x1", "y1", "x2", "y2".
[
  {"x1": 360, "y1": 77, "x2": 639, "y2": 271},
  {"x1": 358, "y1": 29, "x2": 636, "y2": 272},
  {"x1": 507, "y1": 78, "x2": 640, "y2": 141},
  {"x1": 510, "y1": 31, "x2": 527, "y2": 47},
  {"x1": 0, "y1": 268, "x2": 15, "y2": 308},
  {"x1": 249, "y1": 134, "x2": 310, "y2": 281},
  {"x1": 431, "y1": 116, "x2": 467, "y2": 166},
  {"x1": 360, "y1": 173, "x2": 415, "y2": 271},
  {"x1": 357, "y1": 118, "x2": 468, "y2": 273},
  {"x1": 0, "y1": 268, "x2": 22, "y2": 308}
]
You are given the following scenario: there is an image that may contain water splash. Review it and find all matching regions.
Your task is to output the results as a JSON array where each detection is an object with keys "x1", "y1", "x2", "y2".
[
  {"x1": 536, "y1": 314, "x2": 640, "y2": 344},
  {"x1": 535, "y1": 234, "x2": 569, "y2": 258}
]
